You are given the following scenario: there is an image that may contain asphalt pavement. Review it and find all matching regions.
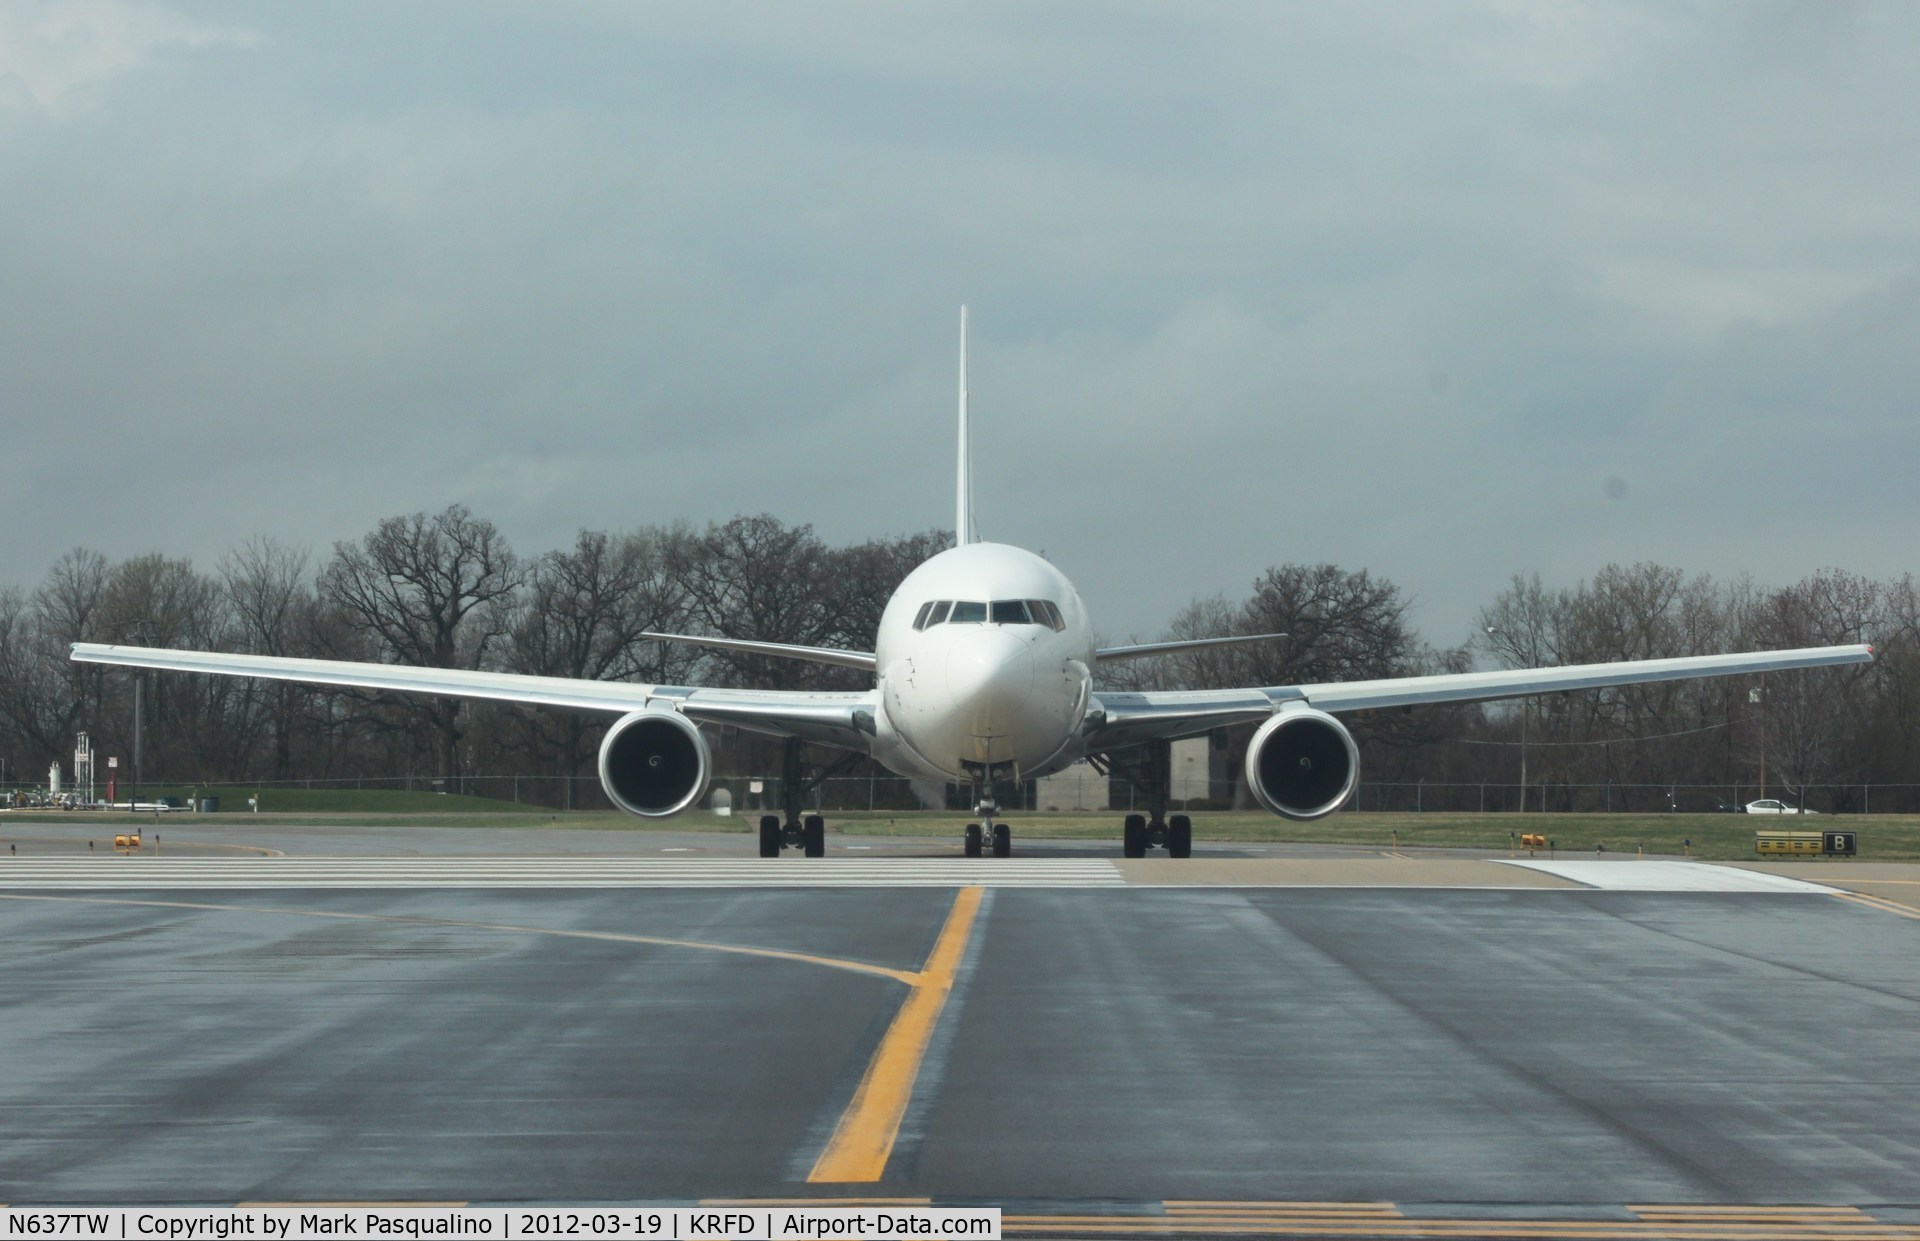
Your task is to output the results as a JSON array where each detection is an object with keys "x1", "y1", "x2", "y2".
[{"x1": 2, "y1": 869, "x2": 1917, "y2": 1215}]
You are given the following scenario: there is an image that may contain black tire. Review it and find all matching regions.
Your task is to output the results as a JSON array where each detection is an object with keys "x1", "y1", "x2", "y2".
[
  {"x1": 803, "y1": 814, "x2": 825, "y2": 858},
  {"x1": 1168, "y1": 813, "x2": 1192, "y2": 859},
  {"x1": 992, "y1": 823, "x2": 1011, "y2": 858},
  {"x1": 758, "y1": 815, "x2": 781, "y2": 858},
  {"x1": 964, "y1": 823, "x2": 983, "y2": 858},
  {"x1": 1122, "y1": 813, "x2": 1147, "y2": 859}
]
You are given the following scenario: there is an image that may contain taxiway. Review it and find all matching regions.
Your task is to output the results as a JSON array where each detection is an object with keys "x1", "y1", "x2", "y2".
[{"x1": 0, "y1": 828, "x2": 1916, "y2": 1236}]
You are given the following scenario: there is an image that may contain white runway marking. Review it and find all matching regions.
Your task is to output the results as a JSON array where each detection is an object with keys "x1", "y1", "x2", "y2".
[
  {"x1": 1498, "y1": 859, "x2": 1839, "y2": 893},
  {"x1": 0, "y1": 857, "x2": 1124, "y2": 889}
]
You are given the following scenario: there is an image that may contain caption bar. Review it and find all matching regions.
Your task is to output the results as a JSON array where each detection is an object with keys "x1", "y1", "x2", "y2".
[{"x1": 0, "y1": 1209, "x2": 1000, "y2": 1241}]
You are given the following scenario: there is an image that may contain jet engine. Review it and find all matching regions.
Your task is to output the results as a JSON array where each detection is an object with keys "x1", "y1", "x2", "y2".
[
  {"x1": 1244, "y1": 707, "x2": 1360, "y2": 821},
  {"x1": 598, "y1": 707, "x2": 711, "y2": 818}
]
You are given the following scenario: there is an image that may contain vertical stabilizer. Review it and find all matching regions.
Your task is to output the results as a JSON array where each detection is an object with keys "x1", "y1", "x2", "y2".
[{"x1": 956, "y1": 305, "x2": 975, "y2": 546}]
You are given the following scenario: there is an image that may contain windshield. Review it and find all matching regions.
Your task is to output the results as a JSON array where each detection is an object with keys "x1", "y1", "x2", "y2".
[
  {"x1": 913, "y1": 598, "x2": 1065, "y2": 629},
  {"x1": 990, "y1": 600, "x2": 1032, "y2": 624}
]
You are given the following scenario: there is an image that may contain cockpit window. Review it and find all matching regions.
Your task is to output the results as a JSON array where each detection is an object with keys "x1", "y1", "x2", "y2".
[
  {"x1": 990, "y1": 600, "x2": 1032, "y2": 625},
  {"x1": 917, "y1": 598, "x2": 1063, "y2": 629}
]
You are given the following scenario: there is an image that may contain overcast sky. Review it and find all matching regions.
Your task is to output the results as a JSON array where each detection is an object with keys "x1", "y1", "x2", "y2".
[{"x1": 3, "y1": 1, "x2": 1916, "y2": 647}]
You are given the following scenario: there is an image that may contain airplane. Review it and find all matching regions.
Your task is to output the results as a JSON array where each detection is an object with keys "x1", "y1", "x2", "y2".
[{"x1": 71, "y1": 309, "x2": 1875, "y2": 859}]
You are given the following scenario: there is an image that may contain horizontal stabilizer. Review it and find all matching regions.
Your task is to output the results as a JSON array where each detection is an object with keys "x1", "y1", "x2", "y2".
[
  {"x1": 642, "y1": 632, "x2": 877, "y2": 672},
  {"x1": 1094, "y1": 633, "x2": 1287, "y2": 664}
]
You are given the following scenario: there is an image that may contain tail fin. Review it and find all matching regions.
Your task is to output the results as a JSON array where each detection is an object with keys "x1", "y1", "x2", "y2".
[{"x1": 955, "y1": 305, "x2": 975, "y2": 546}]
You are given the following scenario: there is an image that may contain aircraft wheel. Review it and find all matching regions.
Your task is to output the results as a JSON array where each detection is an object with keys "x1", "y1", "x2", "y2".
[
  {"x1": 803, "y1": 814, "x2": 826, "y2": 858},
  {"x1": 1122, "y1": 813, "x2": 1148, "y2": 859},
  {"x1": 992, "y1": 823, "x2": 1011, "y2": 858},
  {"x1": 1168, "y1": 813, "x2": 1192, "y2": 858},
  {"x1": 758, "y1": 815, "x2": 781, "y2": 858},
  {"x1": 964, "y1": 823, "x2": 983, "y2": 858}
]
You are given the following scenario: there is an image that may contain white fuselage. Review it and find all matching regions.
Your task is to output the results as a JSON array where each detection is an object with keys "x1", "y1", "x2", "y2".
[{"x1": 869, "y1": 542, "x2": 1094, "y2": 783}]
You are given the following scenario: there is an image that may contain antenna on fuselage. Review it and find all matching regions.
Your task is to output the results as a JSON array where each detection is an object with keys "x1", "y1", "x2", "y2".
[{"x1": 956, "y1": 305, "x2": 975, "y2": 547}]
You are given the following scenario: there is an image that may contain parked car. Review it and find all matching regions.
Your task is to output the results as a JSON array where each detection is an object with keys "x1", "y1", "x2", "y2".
[{"x1": 1745, "y1": 798, "x2": 1817, "y2": 815}]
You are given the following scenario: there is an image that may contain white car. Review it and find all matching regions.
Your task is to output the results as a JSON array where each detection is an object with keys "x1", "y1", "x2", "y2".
[{"x1": 1745, "y1": 798, "x2": 1817, "y2": 815}]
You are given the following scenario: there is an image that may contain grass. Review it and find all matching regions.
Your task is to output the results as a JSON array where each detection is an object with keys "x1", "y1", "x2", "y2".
[
  {"x1": 6, "y1": 794, "x2": 1917, "y2": 861},
  {"x1": 825, "y1": 810, "x2": 1920, "y2": 861}
]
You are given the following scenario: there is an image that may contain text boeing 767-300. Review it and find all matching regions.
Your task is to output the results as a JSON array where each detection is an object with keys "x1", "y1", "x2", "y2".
[{"x1": 71, "y1": 310, "x2": 1874, "y2": 858}]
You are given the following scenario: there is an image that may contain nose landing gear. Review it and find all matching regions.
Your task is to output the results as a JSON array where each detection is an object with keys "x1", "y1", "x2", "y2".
[
  {"x1": 962, "y1": 764, "x2": 1014, "y2": 858},
  {"x1": 963, "y1": 802, "x2": 1012, "y2": 858}
]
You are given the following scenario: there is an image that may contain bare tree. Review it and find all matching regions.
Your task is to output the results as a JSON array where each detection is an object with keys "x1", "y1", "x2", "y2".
[
  {"x1": 93, "y1": 554, "x2": 230, "y2": 781},
  {"x1": 668, "y1": 515, "x2": 838, "y2": 690},
  {"x1": 319, "y1": 506, "x2": 525, "y2": 781},
  {"x1": 822, "y1": 529, "x2": 949, "y2": 654},
  {"x1": 1239, "y1": 564, "x2": 1423, "y2": 686},
  {"x1": 6, "y1": 550, "x2": 114, "y2": 773},
  {"x1": 1857, "y1": 574, "x2": 1920, "y2": 792},
  {"x1": 220, "y1": 538, "x2": 315, "y2": 780},
  {"x1": 1747, "y1": 569, "x2": 1882, "y2": 809},
  {"x1": 511, "y1": 527, "x2": 696, "y2": 797}
]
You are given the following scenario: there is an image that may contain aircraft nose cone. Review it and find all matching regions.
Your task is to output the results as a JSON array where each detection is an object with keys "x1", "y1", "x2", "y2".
[{"x1": 946, "y1": 629, "x2": 1034, "y2": 731}]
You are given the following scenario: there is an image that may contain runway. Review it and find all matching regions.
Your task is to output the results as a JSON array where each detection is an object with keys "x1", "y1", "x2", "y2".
[{"x1": 1, "y1": 842, "x2": 1917, "y2": 1234}]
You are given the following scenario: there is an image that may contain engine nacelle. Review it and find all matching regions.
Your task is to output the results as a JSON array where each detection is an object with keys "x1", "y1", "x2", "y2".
[
  {"x1": 598, "y1": 708, "x2": 711, "y2": 818},
  {"x1": 1245, "y1": 707, "x2": 1360, "y2": 821}
]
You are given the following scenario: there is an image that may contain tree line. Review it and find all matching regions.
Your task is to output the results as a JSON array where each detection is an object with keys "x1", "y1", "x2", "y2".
[{"x1": 1, "y1": 504, "x2": 1915, "y2": 812}]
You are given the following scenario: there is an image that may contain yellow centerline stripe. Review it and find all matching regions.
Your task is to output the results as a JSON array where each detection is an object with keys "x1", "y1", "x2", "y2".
[
  {"x1": 1635, "y1": 1218, "x2": 1874, "y2": 1224},
  {"x1": 1636, "y1": 1215, "x2": 1869, "y2": 1221},
  {"x1": 1003, "y1": 1224, "x2": 1920, "y2": 1239},
  {"x1": 0, "y1": 892, "x2": 917, "y2": 983},
  {"x1": 1832, "y1": 891, "x2": 1920, "y2": 922},
  {"x1": 237, "y1": 1202, "x2": 468, "y2": 1208},
  {"x1": 808, "y1": 885, "x2": 986, "y2": 1183},
  {"x1": 1633, "y1": 1205, "x2": 1868, "y2": 1212},
  {"x1": 1159, "y1": 1213, "x2": 1404, "y2": 1221},
  {"x1": 1021, "y1": 1221, "x2": 1397, "y2": 1229},
  {"x1": 702, "y1": 1198, "x2": 934, "y2": 1206},
  {"x1": 1166, "y1": 1202, "x2": 1398, "y2": 1210},
  {"x1": 1009, "y1": 1215, "x2": 1918, "y2": 1234}
]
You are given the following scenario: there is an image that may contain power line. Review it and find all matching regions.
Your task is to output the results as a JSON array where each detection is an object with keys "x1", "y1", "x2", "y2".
[{"x1": 1446, "y1": 719, "x2": 1733, "y2": 748}]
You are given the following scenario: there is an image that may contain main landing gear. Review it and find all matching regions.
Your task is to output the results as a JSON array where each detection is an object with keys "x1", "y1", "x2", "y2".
[
  {"x1": 759, "y1": 812, "x2": 825, "y2": 858},
  {"x1": 1120, "y1": 812, "x2": 1192, "y2": 859},
  {"x1": 1096, "y1": 738, "x2": 1194, "y2": 859},
  {"x1": 757, "y1": 738, "x2": 858, "y2": 858}
]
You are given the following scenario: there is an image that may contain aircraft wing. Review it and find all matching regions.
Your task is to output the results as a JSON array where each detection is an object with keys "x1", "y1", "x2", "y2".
[
  {"x1": 1085, "y1": 643, "x2": 1875, "y2": 748},
  {"x1": 1093, "y1": 633, "x2": 1286, "y2": 664},
  {"x1": 69, "y1": 643, "x2": 878, "y2": 751},
  {"x1": 1289, "y1": 644, "x2": 1875, "y2": 712},
  {"x1": 641, "y1": 632, "x2": 877, "y2": 672}
]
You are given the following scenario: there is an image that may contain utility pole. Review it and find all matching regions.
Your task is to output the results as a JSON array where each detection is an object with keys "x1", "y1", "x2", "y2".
[
  {"x1": 130, "y1": 618, "x2": 151, "y2": 810},
  {"x1": 1487, "y1": 625, "x2": 1533, "y2": 813},
  {"x1": 1520, "y1": 698, "x2": 1529, "y2": 813}
]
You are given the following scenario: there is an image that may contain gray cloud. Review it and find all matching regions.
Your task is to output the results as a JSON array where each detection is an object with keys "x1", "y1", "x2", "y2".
[{"x1": 2, "y1": 1, "x2": 1915, "y2": 648}]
